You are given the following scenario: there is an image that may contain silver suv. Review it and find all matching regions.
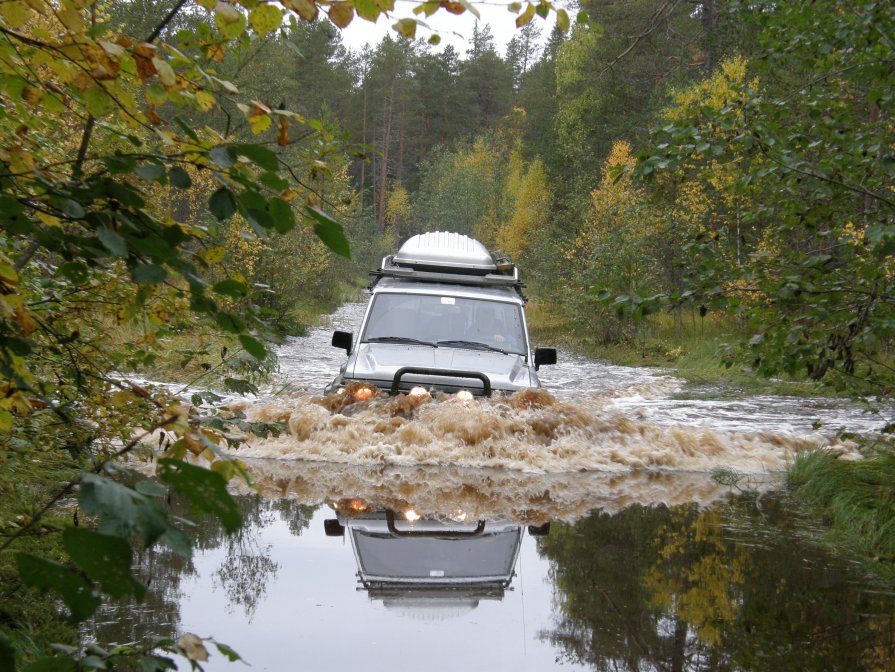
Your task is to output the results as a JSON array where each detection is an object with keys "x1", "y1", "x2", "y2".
[{"x1": 327, "y1": 232, "x2": 556, "y2": 397}]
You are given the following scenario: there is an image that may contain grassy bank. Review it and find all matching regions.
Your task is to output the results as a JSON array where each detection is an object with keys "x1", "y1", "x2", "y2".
[
  {"x1": 0, "y1": 451, "x2": 81, "y2": 664},
  {"x1": 527, "y1": 301, "x2": 831, "y2": 397},
  {"x1": 787, "y1": 449, "x2": 895, "y2": 585}
]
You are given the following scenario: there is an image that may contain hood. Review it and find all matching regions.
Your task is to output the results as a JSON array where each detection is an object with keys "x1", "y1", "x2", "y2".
[{"x1": 346, "y1": 342, "x2": 535, "y2": 393}]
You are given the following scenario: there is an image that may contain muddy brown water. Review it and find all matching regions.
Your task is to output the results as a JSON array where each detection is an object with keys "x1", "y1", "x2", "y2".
[{"x1": 89, "y1": 303, "x2": 895, "y2": 671}]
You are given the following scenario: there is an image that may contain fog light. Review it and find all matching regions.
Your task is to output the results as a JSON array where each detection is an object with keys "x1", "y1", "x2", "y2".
[
  {"x1": 456, "y1": 390, "x2": 473, "y2": 402},
  {"x1": 404, "y1": 509, "x2": 420, "y2": 522},
  {"x1": 352, "y1": 386, "x2": 375, "y2": 401},
  {"x1": 409, "y1": 386, "x2": 430, "y2": 398}
]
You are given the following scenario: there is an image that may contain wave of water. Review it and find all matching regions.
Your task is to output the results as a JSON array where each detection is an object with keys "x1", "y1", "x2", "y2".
[{"x1": 228, "y1": 302, "x2": 875, "y2": 476}]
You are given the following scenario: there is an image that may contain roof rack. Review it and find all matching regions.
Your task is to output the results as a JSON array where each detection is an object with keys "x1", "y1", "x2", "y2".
[{"x1": 367, "y1": 232, "x2": 525, "y2": 296}]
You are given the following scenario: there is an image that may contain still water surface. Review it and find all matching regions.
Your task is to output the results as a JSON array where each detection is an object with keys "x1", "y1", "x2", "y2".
[{"x1": 91, "y1": 304, "x2": 895, "y2": 670}]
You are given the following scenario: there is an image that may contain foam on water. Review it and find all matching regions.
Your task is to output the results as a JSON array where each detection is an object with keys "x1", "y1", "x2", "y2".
[{"x1": 227, "y1": 386, "x2": 853, "y2": 475}]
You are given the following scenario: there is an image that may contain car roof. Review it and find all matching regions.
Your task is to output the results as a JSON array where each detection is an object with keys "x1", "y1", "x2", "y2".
[{"x1": 370, "y1": 277, "x2": 525, "y2": 304}]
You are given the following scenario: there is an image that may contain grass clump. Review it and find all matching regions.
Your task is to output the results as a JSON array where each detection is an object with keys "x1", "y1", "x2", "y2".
[
  {"x1": 0, "y1": 450, "x2": 81, "y2": 663},
  {"x1": 787, "y1": 448, "x2": 895, "y2": 583}
]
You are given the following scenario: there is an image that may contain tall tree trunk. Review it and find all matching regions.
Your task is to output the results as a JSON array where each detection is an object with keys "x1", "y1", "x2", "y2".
[
  {"x1": 359, "y1": 66, "x2": 368, "y2": 209},
  {"x1": 376, "y1": 80, "x2": 395, "y2": 231},
  {"x1": 702, "y1": 0, "x2": 716, "y2": 73}
]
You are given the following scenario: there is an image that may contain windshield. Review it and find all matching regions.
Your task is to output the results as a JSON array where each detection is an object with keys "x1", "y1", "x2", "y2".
[{"x1": 362, "y1": 293, "x2": 527, "y2": 355}]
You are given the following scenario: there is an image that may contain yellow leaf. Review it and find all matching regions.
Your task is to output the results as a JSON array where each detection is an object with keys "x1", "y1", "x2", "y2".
[
  {"x1": 5, "y1": 146, "x2": 35, "y2": 173},
  {"x1": 57, "y1": 4, "x2": 84, "y2": 33},
  {"x1": 24, "y1": 0, "x2": 49, "y2": 13},
  {"x1": 555, "y1": 7, "x2": 569, "y2": 33},
  {"x1": 152, "y1": 57, "x2": 177, "y2": 87},
  {"x1": 177, "y1": 634, "x2": 209, "y2": 663},
  {"x1": 393, "y1": 18, "x2": 417, "y2": 38},
  {"x1": 249, "y1": 113, "x2": 271, "y2": 135},
  {"x1": 204, "y1": 245, "x2": 227, "y2": 264},
  {"x1": 0, "y1": 1, "x2": 33, "y2": 29},
  {"x1": 0, "y1": 409, "x2": 13, "y2": 433},
  {"x1": 284, "y1": 0, "x2": 318, "y2": 22},
  {"x1": 196, "y1": 90, "x2": 216, "y2": 112},
  {"x1": 197, "y1": 0, "x2": 217, "y2": 9},
  {"x1": 516, "y1": 2, "x2": 535, "y2": 27},
  {"x1": 327, "y1": 2, "x2": 353, "y2": 28},
  {"x1": 210, "y1": 459, "x2": 236, "y2": 481},
  {"x1": 249, "y1": 3, "x2": 283, "y2": 36},
  {"x1": 0, "y1": 263, "x2": 19, "y2": 286}
]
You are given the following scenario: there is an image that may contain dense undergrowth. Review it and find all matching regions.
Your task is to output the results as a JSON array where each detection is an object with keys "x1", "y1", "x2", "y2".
[
  {"x1": 787, "y1": 449, "x2": 895, "y2": 585},
  {"x1": 528, "y1": 302, "x2": 834, "y2": 397},
  {"x1": 0, "y1": 452, "x2": 82, "y2": 660}
]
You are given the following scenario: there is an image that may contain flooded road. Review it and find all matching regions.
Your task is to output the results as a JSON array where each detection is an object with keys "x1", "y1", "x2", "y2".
[{"x1": 92, "y1": 303, "x2": 895, "y2": 670}]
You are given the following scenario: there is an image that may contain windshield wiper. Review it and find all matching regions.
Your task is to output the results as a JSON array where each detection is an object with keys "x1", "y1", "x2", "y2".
[
  {"x1": 436, "y1": 340, "x2": 511, "y2": 355},
  {"x1": 366, "y1": 336, "x2": 438, "y2": 347}
]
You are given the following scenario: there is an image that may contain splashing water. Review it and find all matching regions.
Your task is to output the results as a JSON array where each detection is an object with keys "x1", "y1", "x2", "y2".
[{"x1": 225, "y1": 302, "x2": 873, "y2": 477}]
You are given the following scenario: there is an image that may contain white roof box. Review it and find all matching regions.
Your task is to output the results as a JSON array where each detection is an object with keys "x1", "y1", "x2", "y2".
[{"x1": 393, "y1": 232, "x2": 496, "y2": 274}]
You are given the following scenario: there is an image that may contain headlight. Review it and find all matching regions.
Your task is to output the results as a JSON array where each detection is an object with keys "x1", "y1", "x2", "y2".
[
  {"x1": 409, "y1": 386, "x2": 430, "y2": 398},
  {"x1": 455, "y1": 390, "x2": 473, "y2": 402},
  {"x1": 404, "y1": 509, "x2": 420, "y2": 522},
  {"x1": 352, "y1": 386, "x2": 375, "y2": 401}
]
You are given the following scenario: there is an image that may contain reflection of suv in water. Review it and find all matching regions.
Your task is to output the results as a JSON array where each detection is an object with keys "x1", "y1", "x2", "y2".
[{"x1": 326, "y1": 231, "x2": 556, "y2": 397}]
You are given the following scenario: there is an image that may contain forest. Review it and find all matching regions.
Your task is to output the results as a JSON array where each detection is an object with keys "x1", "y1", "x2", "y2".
[{"x1": 1, "y1": 0, "x2": 894, "y2": 669}]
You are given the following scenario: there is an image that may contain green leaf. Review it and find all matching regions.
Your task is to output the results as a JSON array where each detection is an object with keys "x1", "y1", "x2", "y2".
[
  {"x1": 232, "y1": 143, "x2": 279, "y2": 171},
  {"x1": 83, "y1": 87, "x2": 114, "y2": 117},
  {"x1": 104, "y1": 155, "x2": 137, "y2": 174},
  {"x1": 209, "y1": 188, "x2": 237, "y2": 221},
  {"x1": 15, "y1": 553, "x2": 100, "y2": 622},
  {"x1": 79, "y1": 473, "x2": 170, "y2": 547},
  {"x1": 213, "y1": 279, "x2": 249, "y2": 298},
  {"x1": 63, "y1": 528, "x2": 145, "y2": 600},
  {"x1": 268, "y1": 197, "x2": 296, "y2": 234},
  {"x1": 259, "y1": 171, "x2": 289, "y2": 191},
  {"x1": 23, "y1": 657, "x2": 78, "y2": 672},
  {"x1": 212, "y1": 642, "x2": 243, "y2": 663},
  {"x1": 135, "y1": 479, "x2": 168, "y2": 497},
  {"x1": 168, "y1": 167, "x2": 192, "y2": 189},
  {"x1": 209, "y1": 145, "x2": 236, "y2": 169},
  {"x1": 239, "y1": 334, "x2": 266, "y2": 360},
  {"x1": 304, "y1": 206, "x2": 350, "y2": 258},
  {"x1": 224, "y1": 377, "x2": 259, "y2": 395},
  {"x1": 60, "y1": 199, "x2": 85, "y2": 219},
  {"x1": 132, "y1": 263, "x2": 168, "y2": 285},
  {"x1": 97, "y1": 227, "x2": 127, "y2": 257},
  {"x1": 157, "y1": 459, "x2": 242, "y2": 533},
  {"x1": 135, "y1": 164, "x2": 165, "y2": 182},
  {"x1": 216, "y1": 312, "x2": 246, "y2": 333},
  {"x1": 59, "y1": 262, "x2": 89, "y2": 283}
]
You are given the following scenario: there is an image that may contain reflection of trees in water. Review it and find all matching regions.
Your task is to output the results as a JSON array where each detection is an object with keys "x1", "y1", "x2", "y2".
[
  {"x1": 271, "y1": 498, "x2": 317, "y2": 537},
  {"x1": 212, "y1": 495, "x2": 279, "y2": 620},
  {"x1": 86, "y1": 492, "x2": 320, "y2": 643},
  {"x1": 537, "y1": 495, "x2": 895, "y2": 671}
]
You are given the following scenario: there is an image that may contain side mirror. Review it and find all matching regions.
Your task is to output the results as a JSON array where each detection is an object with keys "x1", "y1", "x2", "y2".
[
  {"x1": 332, "y1": 330, "x2": 352, "y2": 353},
  {"x1": 323, "y1": 519, "x2": 345, "y2": 537},
  {"x1": 534, "y1": 347, "x2": 557, "y2": 370},
  {"x1": 527, "y1": 522, "x2": 550, "y2": 537}
]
